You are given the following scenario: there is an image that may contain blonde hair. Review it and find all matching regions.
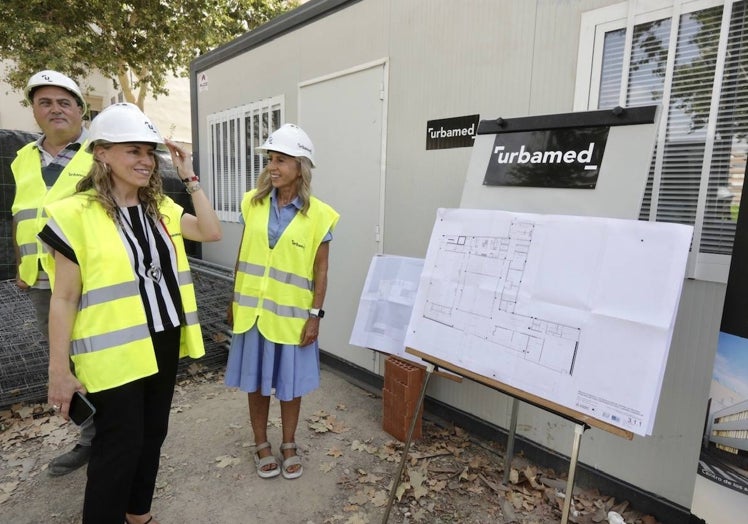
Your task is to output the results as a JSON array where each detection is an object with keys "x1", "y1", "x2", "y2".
[
  {"x1": 76, "y1": 143, "x2": 165, "y2": 222},
  {"x1": 251, "y1": 156, "x2": 313, "y2": 214}
]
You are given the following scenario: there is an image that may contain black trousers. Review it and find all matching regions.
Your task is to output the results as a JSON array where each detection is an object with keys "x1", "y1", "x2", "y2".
[{"x1": 82, "y1": 328, "x2": 181, "y2": 524}]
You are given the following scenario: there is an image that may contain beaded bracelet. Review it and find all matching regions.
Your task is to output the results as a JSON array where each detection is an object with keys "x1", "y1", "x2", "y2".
[
  {"x1": 181, "y1": 174, "x2": 199, "y2": 184},
  {"x1": 185, "y1": 182, "x2": 202, "y2": 194}
]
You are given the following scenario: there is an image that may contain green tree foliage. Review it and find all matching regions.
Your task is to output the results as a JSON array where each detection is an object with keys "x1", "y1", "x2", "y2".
[{"x1": 0, "y1": 0, "x2": 297, "y2": 109}]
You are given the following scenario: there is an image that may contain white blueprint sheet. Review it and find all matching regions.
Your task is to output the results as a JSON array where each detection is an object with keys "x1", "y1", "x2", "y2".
[
  {"x1": 349, "y1": 255, "x2": 425, "y2": 364},
  {"x1": 404, "y1": 208, "x2": 692, "y2": 436}
]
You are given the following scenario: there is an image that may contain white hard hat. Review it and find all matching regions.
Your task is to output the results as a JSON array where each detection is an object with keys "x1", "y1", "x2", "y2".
[
  {"x1": 258, "y1": 123, "x2": 316, "y2": 167},
  {"x1": 25, "y1": 70, "x2": 87, "y2": 114},
  {"x1": 86, "y1": 103, "x2": 165, "y2": 152}
]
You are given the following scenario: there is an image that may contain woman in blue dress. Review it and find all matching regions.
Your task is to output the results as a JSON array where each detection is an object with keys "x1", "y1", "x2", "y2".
[{"x1": 226, "y1": 123, "x2": 339, "y2": 479}]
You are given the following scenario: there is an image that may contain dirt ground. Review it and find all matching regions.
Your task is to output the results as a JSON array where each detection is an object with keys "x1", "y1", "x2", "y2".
[{"x1": 0, "y1": 367, "x2": 661, "y2": 524}]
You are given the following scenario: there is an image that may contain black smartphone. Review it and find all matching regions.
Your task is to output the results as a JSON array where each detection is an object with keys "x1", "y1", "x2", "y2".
[{"x1": 69, "y1": 391, "x2": 96, "y2": 426}]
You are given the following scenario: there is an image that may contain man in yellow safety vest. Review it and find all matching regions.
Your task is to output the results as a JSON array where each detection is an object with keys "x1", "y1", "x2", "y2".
[{"x1": 11, "y1": 70, "x2": 94, "y2": 476}]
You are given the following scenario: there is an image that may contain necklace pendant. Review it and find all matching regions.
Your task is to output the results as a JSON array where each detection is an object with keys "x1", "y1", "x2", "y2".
[{"x1": 147, "y1": 264, "x2": 162, "y2": 282}]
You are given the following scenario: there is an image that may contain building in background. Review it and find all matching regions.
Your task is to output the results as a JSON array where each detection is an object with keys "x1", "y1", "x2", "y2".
[{"x1": 0, "y1": 59, "x2": 191, "y2": 149}]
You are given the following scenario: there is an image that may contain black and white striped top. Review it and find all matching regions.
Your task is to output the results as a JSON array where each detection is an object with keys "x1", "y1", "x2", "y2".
[{"x1": 40, "y1": 204, "x2": 183, "y2": 334}]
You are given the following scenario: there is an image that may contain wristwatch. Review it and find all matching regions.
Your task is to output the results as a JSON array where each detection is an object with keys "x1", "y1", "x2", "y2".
[{"x1": 309, "y1": 308, "x2": 325, "y2": 318}]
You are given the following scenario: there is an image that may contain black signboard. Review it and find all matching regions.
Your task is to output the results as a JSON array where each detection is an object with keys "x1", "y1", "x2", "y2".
[
  {"x1": 426, "y1": 114, "x2": 480, "y2": 150},
  {"x1": 483, "y1": 126, "x2": 609, "y2": 189}
]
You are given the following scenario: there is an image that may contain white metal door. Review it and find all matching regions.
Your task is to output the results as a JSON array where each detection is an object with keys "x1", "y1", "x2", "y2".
[{"x1": 299, "y1": 61, "x2": 386, "y2": 371}]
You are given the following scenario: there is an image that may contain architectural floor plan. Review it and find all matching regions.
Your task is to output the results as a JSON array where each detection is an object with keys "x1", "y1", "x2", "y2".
[
  {"x1": 423, "y1": 220, "x2": 580, "y2": 375},
  {"x1": 405, "y1": 208, "x2": 692, "y2": 436}
]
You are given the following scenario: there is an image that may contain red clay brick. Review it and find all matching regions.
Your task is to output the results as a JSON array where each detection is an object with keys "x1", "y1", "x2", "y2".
[{"x1": 382, "y1": 356, "x2": 425, "y2": 441}]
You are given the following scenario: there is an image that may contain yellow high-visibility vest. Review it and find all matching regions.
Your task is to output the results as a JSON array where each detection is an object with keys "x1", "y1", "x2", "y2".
[
  {"x1": 44, "y1": 190, "x2": 205, "y2": 393},
  {"x1": 11, "y1": 142, "x2": 92, "y2": 285},
  {"x1": 232, "y1": 191, "x2": 339, "y2": 344}
]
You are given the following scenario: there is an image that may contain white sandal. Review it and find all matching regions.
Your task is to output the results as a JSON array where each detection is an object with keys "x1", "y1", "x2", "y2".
[
  {"x1": 253, "y1": 442, "x2": 280, "y2": 479},
  {"x1": 280, "y1": 442, "x2": 303, "y2": 480}
]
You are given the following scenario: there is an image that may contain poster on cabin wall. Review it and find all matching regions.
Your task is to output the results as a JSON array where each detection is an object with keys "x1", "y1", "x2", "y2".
[{"x1": 691, "y1": 166, "x2": 748, "y2": 519}]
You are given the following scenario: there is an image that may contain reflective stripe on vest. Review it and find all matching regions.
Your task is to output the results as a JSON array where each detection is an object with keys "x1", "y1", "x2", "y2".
[
  {"x1": 14, "y1": 209, "x2": 39, "y2": 258},
  {"x1": 232, "y1": 190, "x2": 339, "y2": 343},
  {"x1": 72, "y1": 280, "x2": 148, "y2": 355},
  {"x1": 233, "y1": 265, "x2": 312, "y2": 320},
  {"x1": 72, "y1": 324, "x2": 151, "y2": 356},
  {"x1": 45, "y1": 191, "x2": 205, "y2": 392},
  {"x1": 80, "y1": 281, "x2": 139, "y2": 308},
  {"x1": 11, "y1": 142, "x2": 92, "y2": 286},
  {"x1": 236, "y1": 260, "x2": 264, "y2": 277},
  {"x1": 73, "y1": 277, "x2": 200, "y2": 355},
  {"x1": 177, "y1": 270, "x2": 201, "y2": 328},
  {"x1": 269, "y1": 267, "x2": 313, "y2": 290},
  {"x1": 262, "y1": 298, "x2": 310, "y2": 321},
  {"x1": 233, "y1": 291, "x2": 259, "y2": 309}
]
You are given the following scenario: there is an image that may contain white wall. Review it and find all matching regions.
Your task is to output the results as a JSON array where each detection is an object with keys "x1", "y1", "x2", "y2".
[
  {"x1": 0, "y1": 59, "x2": 48, "y2": 131},
  {"x1": 144, "y1": 76, "x2": 192, "y2": 146}
]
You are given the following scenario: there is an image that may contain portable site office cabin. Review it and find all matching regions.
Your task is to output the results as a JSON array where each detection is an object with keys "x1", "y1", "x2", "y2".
[{"x1": 190, "y1": 0, "x2": 747, "y2": 520}]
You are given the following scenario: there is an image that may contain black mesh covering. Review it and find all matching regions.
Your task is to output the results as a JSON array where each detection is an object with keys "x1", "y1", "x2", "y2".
[
  {"x1": 0, "y1": 129, "x2": 230, "y2": 408},
  {"x1": 0, "y1": 264, "x2": 232, "y2": 409}
]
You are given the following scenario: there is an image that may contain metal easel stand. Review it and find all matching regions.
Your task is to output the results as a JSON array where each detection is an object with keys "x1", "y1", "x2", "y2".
[
  {"x1": 561, "y1": 423, "x2": 587, "y2": 524},
  {"x1": 501, "y1": 402, "x2": 588, "y2": 524},
  {"x1": 502, "y1": 397, "x2": 520, "y2": 484},
  {"x1": 381, "y1": 363, "x2": 435, "y2": 524}
]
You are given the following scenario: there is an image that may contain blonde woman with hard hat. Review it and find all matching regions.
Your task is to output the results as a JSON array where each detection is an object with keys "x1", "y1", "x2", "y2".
[
  {"x1": 12, "y1": 70, "x2": 95, "y2": 476},
  {"x1": 41, "y1": 103, "x2": 221, "y2": 524},
  {"x1": 227, "y1": 123, "x2": 339, "y2": 480}
]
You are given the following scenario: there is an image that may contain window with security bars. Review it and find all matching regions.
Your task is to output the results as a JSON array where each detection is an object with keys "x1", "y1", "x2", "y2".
[
  {"x1": 207, "y1": 97, "x2": 283, "y2": 222},
  {"x1": 580, "y1": 0, "x2": 748, "y2": 281}
]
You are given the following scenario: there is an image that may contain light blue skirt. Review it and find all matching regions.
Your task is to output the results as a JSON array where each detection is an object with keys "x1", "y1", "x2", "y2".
[{"x1": 224, "y1": 324, "x2": 320, "y2": 401}]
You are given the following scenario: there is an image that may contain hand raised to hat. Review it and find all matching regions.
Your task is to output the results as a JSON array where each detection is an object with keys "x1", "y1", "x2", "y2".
[
  {"x1": 165, "y1": 140, "x2": 196, "y2": 180},
  {"x1": 166, "y1": 140, "x2": 221, "y2": 242}
]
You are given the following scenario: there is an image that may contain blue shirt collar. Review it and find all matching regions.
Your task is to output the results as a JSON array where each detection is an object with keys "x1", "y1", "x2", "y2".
[{"x1": 270, "y1": 187, "x2": 302, "y2": 210}]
